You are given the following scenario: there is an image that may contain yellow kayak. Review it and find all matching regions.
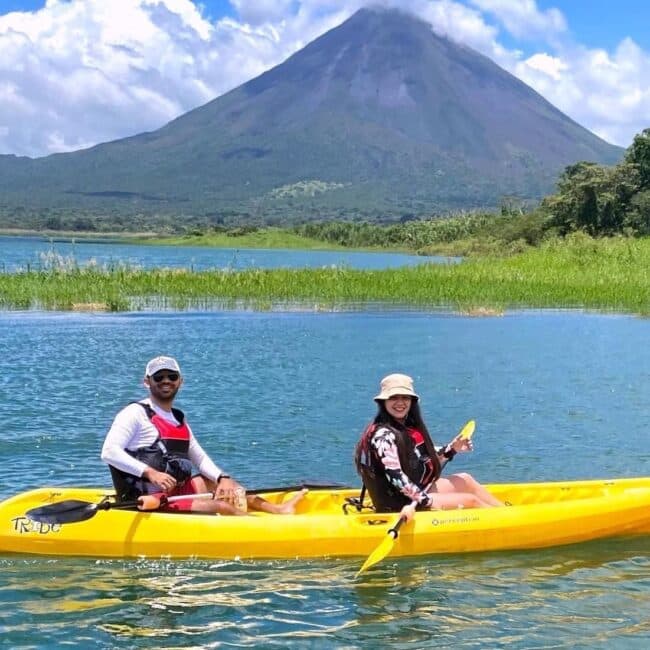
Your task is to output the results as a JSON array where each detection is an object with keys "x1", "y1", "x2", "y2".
[{"x1": 2, "y1": 477, "x2": 650, "y2": 560}]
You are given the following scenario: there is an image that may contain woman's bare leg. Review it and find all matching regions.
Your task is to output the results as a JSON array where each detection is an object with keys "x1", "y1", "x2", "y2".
[
  {"x1": 427, "y1": 490, "x2": 491, "y2": 509},
  {"x1": 447, "y1": 473, "x2": 504, "y2": 506},
  {"x1": 430, "y1": 474, "x2": 504, "y2": 508}
]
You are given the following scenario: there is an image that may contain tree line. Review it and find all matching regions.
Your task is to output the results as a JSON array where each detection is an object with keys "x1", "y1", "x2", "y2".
[
  {"x1": 543, "y1": 128, "x2": 650, "y2": 236},
  {"x1": 294, "y1": 128, "x2": 650, "y2": 251},
  {"x1": 2, "y1": 129, "x2": 648, "y2": 249}
]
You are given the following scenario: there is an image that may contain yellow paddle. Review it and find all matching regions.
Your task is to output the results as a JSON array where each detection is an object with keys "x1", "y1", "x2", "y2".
[
  {"x1": 355, "y1": 419, "x2": 476, "y2": 577},
  {"x1": 356, "y1": 510, "x2": 410, "y2": 577},
  {"x1": 459, "y1": 419, "x2": 476, "y2": 440}
]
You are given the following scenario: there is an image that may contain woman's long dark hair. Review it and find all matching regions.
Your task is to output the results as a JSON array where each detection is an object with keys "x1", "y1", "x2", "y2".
[{"x1": 355, "y1": 398, "x2": 442, "y2": 482}]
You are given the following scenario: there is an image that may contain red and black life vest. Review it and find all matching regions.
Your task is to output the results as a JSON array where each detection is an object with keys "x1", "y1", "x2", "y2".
[
  {"x1": 356, "y1": 422, "x2": 439, "y2": 512},
  {"x1": 109, "y1": 402, "x2": 193, "y2": 502}
]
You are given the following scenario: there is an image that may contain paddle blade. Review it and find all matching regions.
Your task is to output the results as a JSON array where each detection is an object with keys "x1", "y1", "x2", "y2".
[
  {"x1": 356, "y1": 514, "x2": 407, "y2": 577},
  {"x1": 26, "y1": 500, "x2": 99, "y2": 525},
  {"x1": 459, "y1": 420, "x2": 476, "y2": 440},
  {"x1": 356, "y1": 533, "x2": 397, "y2": 577}
]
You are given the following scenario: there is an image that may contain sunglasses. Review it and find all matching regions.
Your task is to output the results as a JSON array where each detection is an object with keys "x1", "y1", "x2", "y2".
[{"x1": 151, "y1": 371, "x2": 180, "y2": 383}]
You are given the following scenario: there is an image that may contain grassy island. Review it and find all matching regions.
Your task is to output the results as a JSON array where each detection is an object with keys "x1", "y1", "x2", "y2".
[{"x1": 1, "y1": 234, "x2": 649, "y2": 315}]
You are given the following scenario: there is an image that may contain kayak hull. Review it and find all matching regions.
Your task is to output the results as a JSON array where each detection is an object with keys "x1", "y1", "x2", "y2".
[{"x1": 2, "y1": 477, "x2": 650, "y2": 560}]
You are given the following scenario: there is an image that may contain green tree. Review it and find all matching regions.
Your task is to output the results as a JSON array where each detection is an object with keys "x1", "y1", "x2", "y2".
[
  {"x1": 543, "y1": 162, "x2": 604, "y2": 235},
  {"x1": 624, "y1": 189, "x2": 650, "y2": 235},
  {"x1": 543, "y1": 161, "x2": 639, "y2": 236},
  {"x1": 624, "y1": 127, "x2": 650, "y2": 189}
]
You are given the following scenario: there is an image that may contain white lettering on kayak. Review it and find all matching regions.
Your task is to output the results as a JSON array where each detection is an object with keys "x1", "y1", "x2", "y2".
[
  {"x1": 431, "y1": 515, "x2": 480, "y2": 526},
  {"x1": 11, "y1": 516, "x2": 61, "y2": 535}
]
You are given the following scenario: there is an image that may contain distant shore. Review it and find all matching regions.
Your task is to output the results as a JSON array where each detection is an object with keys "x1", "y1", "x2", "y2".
[
  {"x1": 135, "y1": 229, "x2": 356, "y2": 251},
  {"x1": 0, "y1": 228, "x2": 159, "y2": 242},
  {"x1": 0, "y1": 227, "x2": 386, "y2": 253}
]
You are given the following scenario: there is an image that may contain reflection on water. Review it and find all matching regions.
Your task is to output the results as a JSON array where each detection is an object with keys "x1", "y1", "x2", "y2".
[{"x1": 1, "y1": 537, "x2": 650, "y2": 648}]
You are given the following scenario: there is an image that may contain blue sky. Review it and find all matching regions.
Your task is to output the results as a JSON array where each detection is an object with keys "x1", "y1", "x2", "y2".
[
  {"x1": 0, "y1": 0, "x2": 648, "y2": 157},
  {"x1": 536, "y1": 0, "x2": 648, "y2": 50}
]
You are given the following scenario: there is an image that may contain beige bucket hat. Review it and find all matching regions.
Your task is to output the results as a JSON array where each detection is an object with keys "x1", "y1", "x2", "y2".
[{"x1": 374, "y1": 373, "x2": 419, "y2": 401}]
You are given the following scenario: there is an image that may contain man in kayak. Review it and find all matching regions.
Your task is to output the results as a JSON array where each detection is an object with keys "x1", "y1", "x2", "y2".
[
  {"x1": 101, "y1": 355, "x2": 306, "y2": 515},
  {"x1": 355, "y1": 373, "x2": 503, "y2": 522}
]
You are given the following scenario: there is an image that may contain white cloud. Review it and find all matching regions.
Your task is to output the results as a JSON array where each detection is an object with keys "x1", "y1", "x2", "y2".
[
  {"x1": 524, "y1": 52, "x2": 566, "y2": 80},
  {"x1": 0, "y1": 0, "x2": 213, "y2": 156},
  {"x1": 511, "y1": 35, "x2": 650, "y2": 148},
  {"x1": 467, "y1": 0, "x2": 566, "y2": 41},
  {"x1": 0, "y1": 0, "x2": 648, "y2": 157}
]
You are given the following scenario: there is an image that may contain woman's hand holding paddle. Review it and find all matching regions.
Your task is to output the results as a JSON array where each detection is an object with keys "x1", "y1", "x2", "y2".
[
  {"x1": 399, "y1": 501, "x2": 417, "y2": 523},
  {"x1": 448, "y1": 434, "x2": 474, "y2": 454},
  {"x1": 444, "y1": 419, "x2": 476, "y2": 457}
]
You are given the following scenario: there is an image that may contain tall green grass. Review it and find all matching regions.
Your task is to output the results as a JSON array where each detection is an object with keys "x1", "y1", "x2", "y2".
[{"x1": 1, "y1": 234, "x2": 649, "y2": 314}]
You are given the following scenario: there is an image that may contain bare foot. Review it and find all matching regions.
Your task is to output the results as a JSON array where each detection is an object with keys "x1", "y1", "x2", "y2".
[{"x1": 275, "y1": 488, "x2": 309, "y2": 514}]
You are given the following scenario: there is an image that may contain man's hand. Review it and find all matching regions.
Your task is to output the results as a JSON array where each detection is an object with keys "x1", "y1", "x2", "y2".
[
  {"x1": 143, "y1": 467, "x2": 177, "y2": 492},
  {"x1": 213, "y1": 477, "x2": 245, "y2": 506}
]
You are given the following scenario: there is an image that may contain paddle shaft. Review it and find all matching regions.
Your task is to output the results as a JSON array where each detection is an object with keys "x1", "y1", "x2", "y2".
[
  {"x1": 388, "y1": 512, "x2": 408, "y2": 537},
  {"x1": 134, "y1": 492, "x2": 215, "y2": 511},
  {"x1": 135, "y1": 483, "x2": 351, "y2": 509},
  {"x1": 103, "y1": 483, "x2": 350, "y2": 511},
  {"x1": 26, "y1": 482, "x2": 349, "y2": 524}
]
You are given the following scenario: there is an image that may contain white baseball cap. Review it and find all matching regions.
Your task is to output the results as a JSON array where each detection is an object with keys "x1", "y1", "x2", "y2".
[{"x1": 145, "y1": 356, "x2": 181, "y2": 377}]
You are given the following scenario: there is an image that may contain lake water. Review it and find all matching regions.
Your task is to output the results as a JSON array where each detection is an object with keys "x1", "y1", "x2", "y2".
[
  {"x1": 0, "y1": 235, "x2": 452, "y2": 272},
  {"x1": 1, "y1": 306, "x2": 650, "y2": 648}
]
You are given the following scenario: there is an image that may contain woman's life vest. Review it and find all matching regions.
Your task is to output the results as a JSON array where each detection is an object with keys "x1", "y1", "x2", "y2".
[
  {"x1": 356, "y1": 423, "x2": 440, "y2": 512},
  {"x1": 110, "y1": 402, "x2": 194, "y2": 502}
]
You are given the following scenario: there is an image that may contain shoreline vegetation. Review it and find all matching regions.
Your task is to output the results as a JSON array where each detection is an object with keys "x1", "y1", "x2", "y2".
[
  {"x1": 0, "y1": 209, "x2": 555, "y2": 257},
  {"x1": 1, "y1": 233, "x2": 649, "y2": 315},
  {"x1": 1, "y1": 128, "x2": 648, "y2": 314}
]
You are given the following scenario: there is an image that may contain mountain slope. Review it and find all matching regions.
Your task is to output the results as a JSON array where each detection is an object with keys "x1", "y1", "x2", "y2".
[{"x1": 0, "y1": 7, "x2": 623, "y2": 222}]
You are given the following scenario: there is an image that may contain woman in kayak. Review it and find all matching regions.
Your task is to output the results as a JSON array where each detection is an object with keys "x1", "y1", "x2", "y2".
[{"x1": 355, "y1": 373, "x2": 503, "y2": 522}]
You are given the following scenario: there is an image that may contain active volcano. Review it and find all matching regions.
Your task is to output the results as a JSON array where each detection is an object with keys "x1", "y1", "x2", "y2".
[{"x1": 0, "y1": 7, "x2": 623, "y2": 223}]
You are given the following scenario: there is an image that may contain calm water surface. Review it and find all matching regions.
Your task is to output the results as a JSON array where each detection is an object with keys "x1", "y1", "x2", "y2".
[
  {"x1": 1, "y1": 309, "x2": 649, "y2": 648},
  {"x1": 0, "y1": 235, "x2": 451, "y2": 272}
]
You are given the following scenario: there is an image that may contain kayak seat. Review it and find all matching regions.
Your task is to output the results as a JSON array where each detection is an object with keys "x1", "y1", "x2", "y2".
[
  {"x1": 343, "y1": 485, "x2": 375, "y2": 514},
  {"x1": 343, "y1": 496, "x2": 375, "y2": 514}
]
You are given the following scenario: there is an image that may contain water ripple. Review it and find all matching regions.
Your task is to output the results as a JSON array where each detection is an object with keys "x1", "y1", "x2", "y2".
[{"x1": 0, "y1": 541, "x2": 649, "y2": 648}]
